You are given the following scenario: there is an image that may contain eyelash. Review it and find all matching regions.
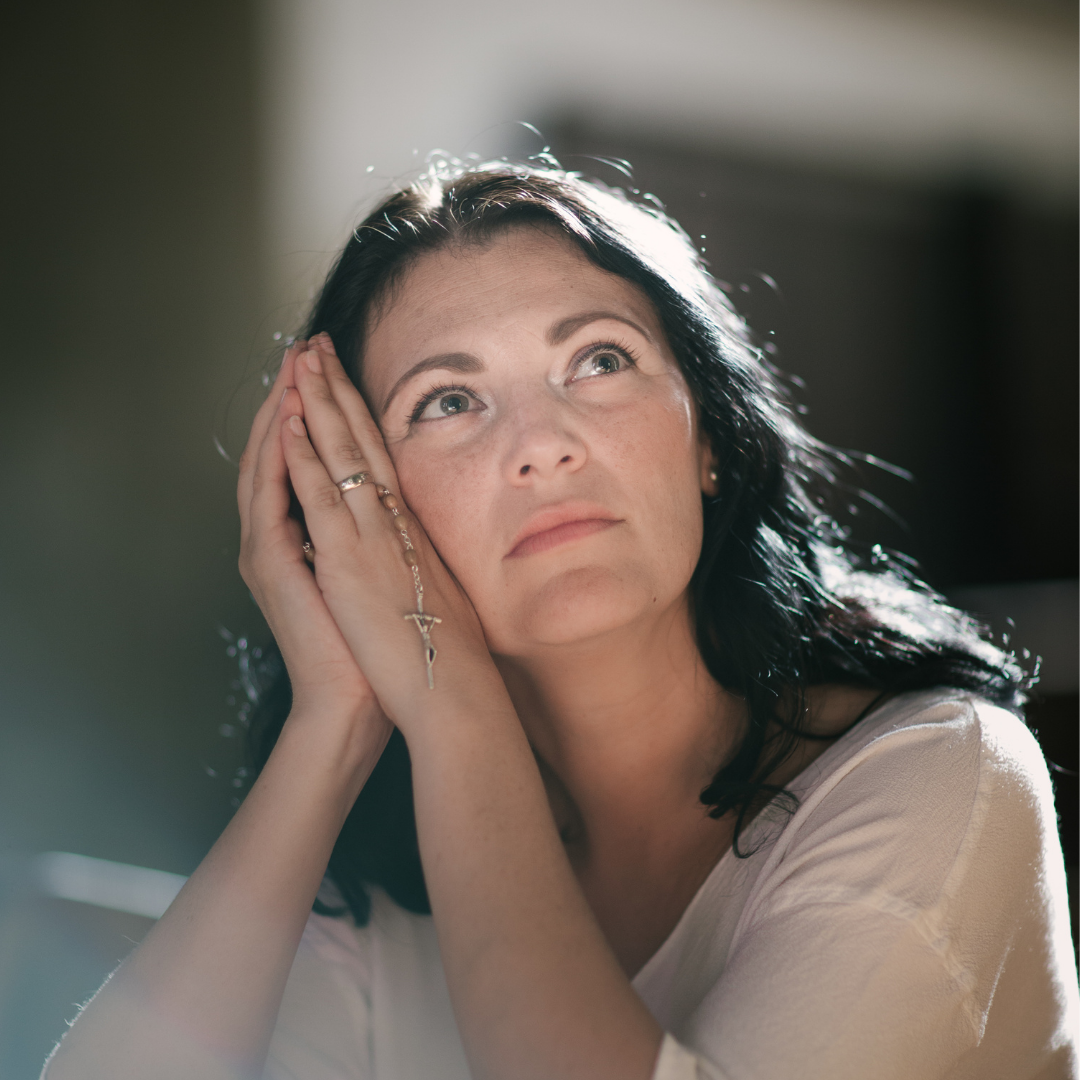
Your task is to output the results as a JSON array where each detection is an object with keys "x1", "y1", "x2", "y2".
[{"x1": 406, "y1": 340, "x2": 640, "y2": 425}]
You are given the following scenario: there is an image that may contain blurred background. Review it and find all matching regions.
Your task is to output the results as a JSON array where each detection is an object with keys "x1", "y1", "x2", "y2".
[{"x1": 1, "y1": 0, "x2": 1076, "y2": 1073}]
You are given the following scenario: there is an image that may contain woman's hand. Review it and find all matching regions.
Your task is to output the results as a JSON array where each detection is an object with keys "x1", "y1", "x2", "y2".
[
  {"x1": 280, "y1": 333, "x2": 495, "y2": 727},
  {"x1": 237, "y1": 340, "x2": 387, "y2": 730}
]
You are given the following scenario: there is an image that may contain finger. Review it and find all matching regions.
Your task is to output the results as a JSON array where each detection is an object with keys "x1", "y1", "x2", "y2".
[
  {"x1": 280, "y1": 412, "x2": 363, "y2": 555},
  {"x1": 294, "y1": 345, "x2": 394, "y2": 523},
  {"x1": 239, "y1": 359, "x2": 301, "y2": 540},
  {"x1": 238, "y1": 341, "x2": 305, "y2": 514},
  {"x1": 241, "y1": 412, "x2": 324, "y2": 679},
  {"x1": 311, "y1": 334, "x2": 395, "y2": 475},
  {"x1": 244, "y1": 392, "x2": 301, "y2": 552}
]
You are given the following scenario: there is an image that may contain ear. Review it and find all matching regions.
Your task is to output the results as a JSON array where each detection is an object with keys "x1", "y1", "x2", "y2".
[{"x1": 698, "y1": 436, "x2": 719, "y2": 497}]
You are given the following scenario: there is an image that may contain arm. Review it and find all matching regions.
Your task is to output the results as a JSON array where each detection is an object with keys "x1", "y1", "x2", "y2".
[
  {"x1": 405, "y1": 695, "x2": 665, "y2": 1080},
  {"x1": 281, "y1": 337, "x2": 664, "y2": 1080},
  {"x1": 45, "y1": 346, "x2": 391, "y2": 1080}
]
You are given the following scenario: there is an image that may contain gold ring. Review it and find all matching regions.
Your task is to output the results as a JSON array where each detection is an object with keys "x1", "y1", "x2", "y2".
[{"x1": 336, "y1": 471, "x2": 372, "y2": 492}]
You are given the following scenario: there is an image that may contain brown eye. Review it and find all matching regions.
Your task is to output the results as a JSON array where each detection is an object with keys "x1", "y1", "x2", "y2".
[
  {"x1": 439, "y1": 393, "x2": 469, "y2": 415},
  {"x1": 413, "y1": 385, "x2": 483, "y2": 423},
  {"x1": 579, "y1": 349, "x2": 627, "y2": 379},
  {"x1": 591, "y1": 352, "x2": 621, "y2": 374}
]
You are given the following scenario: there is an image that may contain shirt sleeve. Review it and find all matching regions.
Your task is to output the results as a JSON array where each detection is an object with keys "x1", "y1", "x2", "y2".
[{"x1": 651, "y1": 700, "x2": 1075, "y2": 1080}]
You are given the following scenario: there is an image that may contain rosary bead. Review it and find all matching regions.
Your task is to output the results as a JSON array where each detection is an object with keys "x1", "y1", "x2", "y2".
[
  {"x1": 403, "y1": 548, "x2": 419, "y2": 567},
  {"x1": 394, "y1": 515, "x2": 410, "y2": 533},
  {"x1": 381, "y1": 493, "x2": 399, "y2": 510}
]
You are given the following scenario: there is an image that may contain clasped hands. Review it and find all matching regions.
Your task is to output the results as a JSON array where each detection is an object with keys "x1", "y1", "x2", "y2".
[{"x1": 237, "y1": 334, "x2": 488, "y2": 740}]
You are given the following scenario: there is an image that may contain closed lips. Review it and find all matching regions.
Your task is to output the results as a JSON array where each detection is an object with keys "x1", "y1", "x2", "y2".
[{"x1": 507, "y1": 506, "x2": 622, "y2": 558}]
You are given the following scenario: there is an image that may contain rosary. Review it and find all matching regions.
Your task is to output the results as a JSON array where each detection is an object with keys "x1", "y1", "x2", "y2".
[{"x1": 324, "y1": 471, "x2": 441, "y2": 689}]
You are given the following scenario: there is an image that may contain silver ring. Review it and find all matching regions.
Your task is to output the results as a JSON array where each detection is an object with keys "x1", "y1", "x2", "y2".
[{"x1": 336, "y1": 471, "x2": 372, "y2": 492}]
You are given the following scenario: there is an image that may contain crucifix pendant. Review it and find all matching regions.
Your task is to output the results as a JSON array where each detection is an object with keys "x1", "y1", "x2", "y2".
[
  {"x1": 404, "y1": 611, "x2": 442, "y2": 689},
  {"x1": 373, "y1": 480, "x2": 442, "y2": 690}
]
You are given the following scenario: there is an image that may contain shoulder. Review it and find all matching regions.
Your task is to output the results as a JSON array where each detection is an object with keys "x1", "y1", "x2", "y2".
[
  {"x1": 791, "y1": 689, "x2": 1046, "y2": 831},
  {"x1": 849, "y1": 691, "x2": 1052, "y2": 844},
  {"x1": 744, "y1": 690, "x2": 1055, "y2": 919}
]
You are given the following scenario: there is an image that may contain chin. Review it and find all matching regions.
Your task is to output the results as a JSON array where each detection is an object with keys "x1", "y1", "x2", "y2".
[{"x1": 489, "y1": 564, "x2": 660, "y2": 652}]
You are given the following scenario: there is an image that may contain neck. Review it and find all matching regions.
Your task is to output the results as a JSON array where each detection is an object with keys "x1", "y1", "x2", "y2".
[{"x1": 494, "y1": 595, "x2": 744, "y2": 845}]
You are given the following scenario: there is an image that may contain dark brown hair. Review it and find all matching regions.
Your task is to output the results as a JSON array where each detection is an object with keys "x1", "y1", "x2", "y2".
[{"x1": 247, "y1": 160, "x2": 1027, "y2": 925}]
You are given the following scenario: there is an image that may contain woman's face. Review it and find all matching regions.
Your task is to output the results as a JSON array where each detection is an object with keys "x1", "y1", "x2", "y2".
[{"x1": 361, "y1": 224, "x2": 713, "y2": 657}]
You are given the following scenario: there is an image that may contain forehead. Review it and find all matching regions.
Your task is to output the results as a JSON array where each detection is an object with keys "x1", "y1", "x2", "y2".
[{"x1": 361, "y1": 224, "x2": 666, "y2": 389}]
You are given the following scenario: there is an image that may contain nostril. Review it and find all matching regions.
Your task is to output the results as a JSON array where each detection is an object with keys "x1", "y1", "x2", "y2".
[
  {"x1": 520, "y1": 464, "x2": 530, "y2": 475},
  {"x1": 559, "y1": 455, "x2": 571, "y2": 464}
]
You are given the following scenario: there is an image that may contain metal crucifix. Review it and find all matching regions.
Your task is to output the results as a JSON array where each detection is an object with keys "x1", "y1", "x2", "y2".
[{"x1": 404, "y1": 611, "x2": 442, "y2": 689}]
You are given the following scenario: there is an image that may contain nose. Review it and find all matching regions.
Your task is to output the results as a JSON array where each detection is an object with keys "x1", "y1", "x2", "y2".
[{"x1": 502, "y1": 395, "x2": 587, "y2": 486}]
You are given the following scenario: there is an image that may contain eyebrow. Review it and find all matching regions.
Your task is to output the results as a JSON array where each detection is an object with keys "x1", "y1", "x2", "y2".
[
  {"x1": 547, "y1": 311, "x2": 655, "y2": 346},
  {"x1": 380, "y1": 352, "x2": 484, "y2": 416}
]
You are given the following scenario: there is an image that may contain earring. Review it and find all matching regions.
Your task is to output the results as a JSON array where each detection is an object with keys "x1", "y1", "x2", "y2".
[{"x1": 708, "y1": 470, "x2": 718, "y2": 483}]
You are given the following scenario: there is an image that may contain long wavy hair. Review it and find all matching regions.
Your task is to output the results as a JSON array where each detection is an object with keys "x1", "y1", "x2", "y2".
[{"x1": 246, "y1": 160, "x2": 1027, "y2": 925}]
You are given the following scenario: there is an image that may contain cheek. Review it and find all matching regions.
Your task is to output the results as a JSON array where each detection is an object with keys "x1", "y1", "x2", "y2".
[
  {"x1": 390, "y1": 440, "x2": 495, "y2": 582},
  {"x1": 603, "y1": 392, "x2": 702, "y2": 517},
  {"x1": 585, "y1": 392, "x2": 706, "y2": 594},
  {"x1": 608, "y1": 401, "x2": 694, "y2": 475}
]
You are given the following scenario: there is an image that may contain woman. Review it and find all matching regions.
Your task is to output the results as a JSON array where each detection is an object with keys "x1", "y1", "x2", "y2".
[{"x1": 45, "y1": 162, "x2": 1078, "y2": 1080}]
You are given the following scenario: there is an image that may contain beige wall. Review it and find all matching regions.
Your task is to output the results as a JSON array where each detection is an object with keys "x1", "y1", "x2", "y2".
[{"x1": 259, "y1": 0, "x2": 1077, "y2": 320}]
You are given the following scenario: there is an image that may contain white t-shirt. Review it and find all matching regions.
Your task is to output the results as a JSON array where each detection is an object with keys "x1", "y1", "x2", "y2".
[{"x1": 264, "y1": 690, "x2": 1079, "y2": 1080}]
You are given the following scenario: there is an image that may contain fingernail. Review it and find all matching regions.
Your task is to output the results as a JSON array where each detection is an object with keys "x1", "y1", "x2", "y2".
[
  {"x1": 311, "y1": 331, "x2": 335, "y2": 354},
  {"x1": 288, "y1": 414, "x2": 306, "y2": 436},
  {"x1": 305, "y1": 351, "x2": 322, "y2": 374}
]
